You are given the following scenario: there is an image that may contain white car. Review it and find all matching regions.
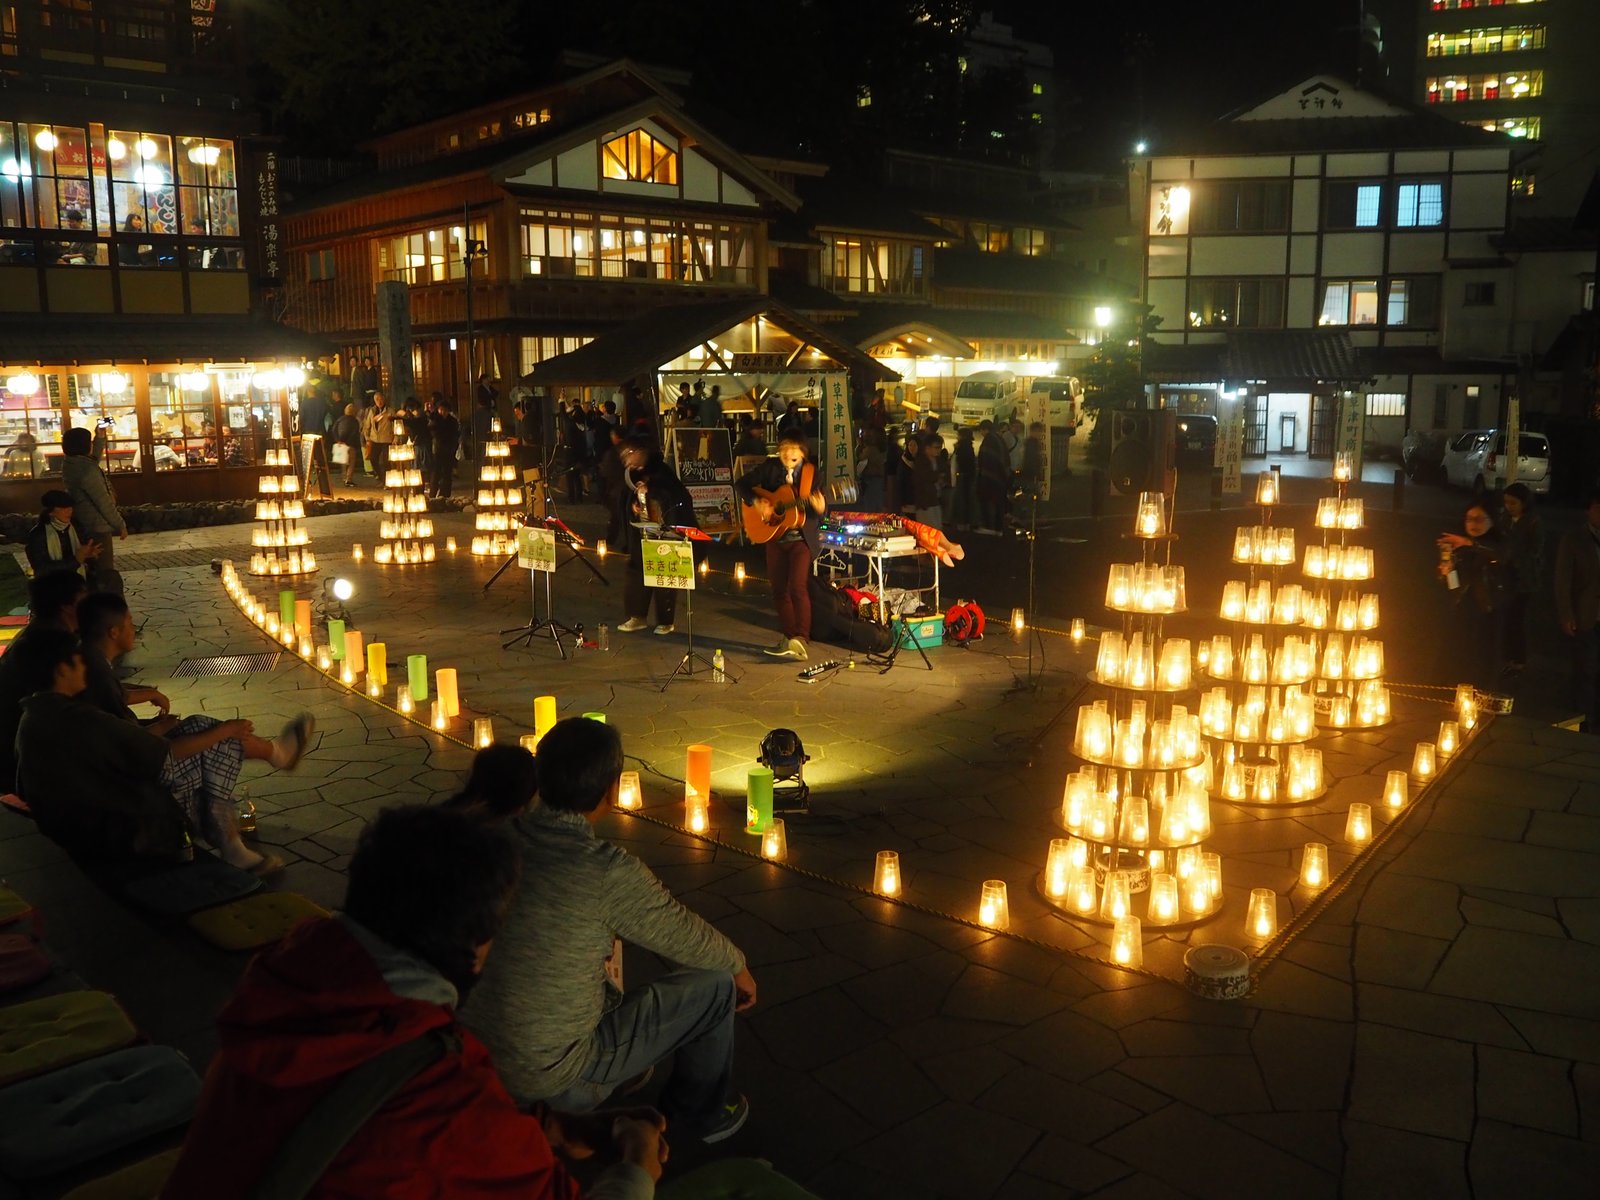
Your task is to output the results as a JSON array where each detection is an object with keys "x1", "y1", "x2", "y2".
[{"x1": 1439, "y1": 429, "x2": 1550, "y2": 496}]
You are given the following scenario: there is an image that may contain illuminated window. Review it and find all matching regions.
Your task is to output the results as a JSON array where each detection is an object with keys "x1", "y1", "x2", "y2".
[
  {"x1": 1326, "y1": 181, "x2": 1384, "y2": 228},
  {"x1": 1426, "y1": 25, "x2": 1545, "y2": 55},
  {"x1": 1366, "y1": 393, "x2": 1406, "y2": 418},
  {"x1": 1396, "y1": 182, "x2": 1444, "y2": 227},
  {"x1": 820, "y1": 233, "x2": 928, "y2": 296},
  {"x1": 1321, "y1": 277, "x2": 1438, "y2": 326},
  {"x1": 0, "y1": 373, "x2": 64, "y2": 481},
  {"x1": 1031, "y1": 82, "x2": 1043, "y2": 95},
  {"x1": 518, "y1": 208, "x2": 755, "y2": 285},
  {"x1": 856, "y1": 87, "x2": 872, "y2": 109},
  {"x1": 1511, "y1": 173, "x2": 1535, "y2": 197},
  {"x1": 377, "y1": 223, "x2": 487, "y2": 285},
  {"x1": 1431, "y1": 0, "x2": 1545, "y2": 9},
  {"x1": 1473, "y1": 116, "x2": 1541, "y2": 139},
  {"x1": 602, "y1": 129, "x2": 678, "y2": 185},
  {"x1": 1425, "y1": 71, "x2": 1541, "y2": 101}
]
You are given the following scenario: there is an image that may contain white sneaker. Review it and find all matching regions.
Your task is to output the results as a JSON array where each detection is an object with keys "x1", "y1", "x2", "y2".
[
  {"x1": 617, "y1": 617, "x2": 650, "y2": 632},
  {"x1": 654, "y1": 624, "x2": 676, "y2": 635},
  {"x1": 762, "y1": 637, "x2": 793, "y2": 657}
]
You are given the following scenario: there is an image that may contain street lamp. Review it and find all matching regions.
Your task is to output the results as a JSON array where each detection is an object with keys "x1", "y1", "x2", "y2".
[{"x1": 1094, "y1": 305, "x2": 1113, "y2": 347}]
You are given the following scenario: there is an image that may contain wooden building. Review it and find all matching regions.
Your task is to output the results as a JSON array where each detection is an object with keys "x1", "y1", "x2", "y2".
[{"x1": 0, "y1": 0, "x2": 324, "y2": 511}]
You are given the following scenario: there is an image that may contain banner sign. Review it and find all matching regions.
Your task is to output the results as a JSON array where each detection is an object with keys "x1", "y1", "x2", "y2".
[
  {"x1": 516, "y1": 524, "x2": 556, "y2": 573},
  {"x1": 670, "y1": 426, "x2": 738, "y2": 536},
  {"x1": 641, "y1": 538, "x2": 696, "y2": 590},
  {"x1": 1504, "y1": 393, "x2": 1520, "y2": 486},
  {"x1": 818, "y1": 373, "x2": 857, "y2": 500},
  {"x1": 1336, "y1": 391, "x2": 1365, "y2": 479},
  {"x1": 1220, "y1": 398, "x2": 1245, "y2": 494}
]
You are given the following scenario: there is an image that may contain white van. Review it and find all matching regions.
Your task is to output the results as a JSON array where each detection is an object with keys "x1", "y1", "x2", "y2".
[
  {"x1": 952, "y1": 370, "x2": 1022, "y2": 427},
  {"x1": 1027, "y1": 376, "x2": 1082, "y2": 428}
]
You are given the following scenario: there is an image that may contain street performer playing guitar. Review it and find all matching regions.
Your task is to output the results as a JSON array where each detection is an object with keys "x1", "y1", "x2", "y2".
[{"x1": 734, "y1": 431, "x2": 826, "y2": 660}]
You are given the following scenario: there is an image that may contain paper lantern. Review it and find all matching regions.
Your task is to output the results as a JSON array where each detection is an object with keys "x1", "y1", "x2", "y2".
[
  {"x1": 874, "y1": 850, "x2": 901, "y2": 897},
  {"x1": 760, "y1": 818, "x2": 787, "y2": 861},
  {"x1": 473, "y1": 717, "x2": 494, "y2": 748},
  {"x1": 1147, "y1": 873, "x2": 1179, "y2": 925},
  {"x1": 436, "y1": 668, "x2": 459, "y2": 718},
  {"x1": 1345, "y1": 802, "x2": 1372, "y2": 845},
  {"x1": 617, "y1": 771, "x2": 641, "y2": 811},
  {"x1": 1247, "y1": 888, "x2": 1277, "y2": 939},
  {"x1": 1111, "y1": 915, "x2": 1143, "y2": 967},
  {"x1": 685, "y1": 744, "x2": 713, "y2": 805},
  {"x1": 978, "y1": 880, "x2": 1010, "y2": 930},
  {"x1": 1300, "y1": 842, "x2": 1329, "y2": 889}
]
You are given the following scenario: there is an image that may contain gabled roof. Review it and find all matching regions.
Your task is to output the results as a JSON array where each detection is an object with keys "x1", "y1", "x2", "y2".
[
  {"x1": 523, "y1": 297, "x2": 897, "y2": 386},
  {"x1": 830, "y1": 303, "x2": 1073, "y2": 345},
  {"x1": 1170, "y1": 74, "x2": 1511, "y2": 157},
  {"x1": 289, "y1": 83, "x2": 800, "y2": 214},
  {"x1": 799, "y1": 183, "x2": 949, "y2": 240}
]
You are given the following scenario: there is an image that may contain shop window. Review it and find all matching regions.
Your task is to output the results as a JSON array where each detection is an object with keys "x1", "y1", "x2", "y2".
[
  {"x1": 1365, "y1": 393, "x2": 1406, "y2": 418},
  {"x1": 1325, "y1": 181, "x2": 1383, "y2": 229},
  {"x1": 1474, "y1": 116, "x2": 1540, "y2": 140},
  {"x1": 148, "y1": 371, "x2": 219, "y2": 468},
  {"x1": 0, "y1": 371, "x2": 65, "y2": 479},
  {"x1": 105, "y1": 130, "x2": 177, "y2": 267},
  {"x1": 601, "y1": 129, "x2": 678, "y2": 186},
  {"x1": 216, "y1": 369, "x2": 269, "y2": 467},
  {"x1": 174, "y1": 136, "x2": 240, "y2": 240},
  {"x1": 70, "y1": 372, "x2": 142, "y2": 472}
]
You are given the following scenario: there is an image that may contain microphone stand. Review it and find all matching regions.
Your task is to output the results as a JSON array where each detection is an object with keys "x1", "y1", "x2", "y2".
[{"x1": 1005, "y1": 484, "x2": 1044, "y2": 695}]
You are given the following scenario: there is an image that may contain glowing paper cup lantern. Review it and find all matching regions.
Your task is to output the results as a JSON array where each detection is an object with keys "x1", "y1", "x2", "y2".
[
  {"x1": 874, "y1": 850, "x2": 901, "y2": 897},
  {"x1": 1384, "y1": 769, "x2": 1409, "y2": 811},
  {"x1": 1044, "y1": 838, "x2": 1074, "y2": 898},
  {"x1": 978, "y1": 880, "x2": 1010, "y2": 930},
  {"x1": 1300, "y1": 842, "x2": 1329, "y2": 890},
  {"x1": 1345, "y1": 802, "x2": 1373, "y2": 846},
  {"x1": 1246, "y1": 888, "x2": 1277, "y2": 939},
  {"x1": 685, "y1": 744, "x2": 713, "y2": 805},
  {"x1": 760, "y1": 818, "x2": 787, "y2": 861},
  {"x1": 617, "y1": 771, "x2": 642, "y2": 810},
  {"x1": 473, "y1": 717, "x2": 494, "y2": 748},
  {"x1": 1412, "y1": 742, "x2": 1437, "y2": 781},
  {"x1": 1111, "y1": 915, "x2": 1143, "y2": 968}
]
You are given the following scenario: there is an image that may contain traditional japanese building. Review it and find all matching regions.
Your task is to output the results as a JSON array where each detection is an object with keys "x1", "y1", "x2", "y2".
[{"x1": 0, "y1": 0, "x2": 322, "y2": 510}]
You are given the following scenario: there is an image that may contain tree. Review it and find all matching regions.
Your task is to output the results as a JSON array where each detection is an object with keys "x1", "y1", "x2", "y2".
[
  {"x1": 1080, "y1": 303, "x2": 1160, "y2": 465},
  {"x1": 245, "y1": 0, "x2": 524, "y2": 148}
]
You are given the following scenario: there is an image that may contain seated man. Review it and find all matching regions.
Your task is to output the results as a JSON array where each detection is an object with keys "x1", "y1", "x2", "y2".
[
  {"x1": 163, "y1": 804, "x2": 664, "y2": 1199},
  {"x1": 0, "y1": 571, "x2": 86, "y2": 793},
  {"x1": 14, "y1": 629, "x2": 308, "y2": 873},
  {"x1": 464, "y1": 718, "x2": 756, "y2": 1143}
]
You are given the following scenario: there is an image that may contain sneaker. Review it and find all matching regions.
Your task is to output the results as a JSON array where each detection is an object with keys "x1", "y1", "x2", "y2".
[
  {"x1": 788, "y1": 638, "x2": 809, "y2": 661},
  {"x1": 617, "y1": 617, "x2": 650, "y2": 633},
  {"x1": 762, "y1": 638, "x2": 793, "y2": 657},
  {"x1": 698, "y1": 1094, "x2": 750, "y2": 1144},
  {"x1": 653, "y1": 624, "x2": 676, "y2": 635}
]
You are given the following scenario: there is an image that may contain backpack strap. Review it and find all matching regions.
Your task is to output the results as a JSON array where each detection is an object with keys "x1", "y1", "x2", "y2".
[{"x1": 249, "y1": 1027, "x2": 458, "y2": 1200}]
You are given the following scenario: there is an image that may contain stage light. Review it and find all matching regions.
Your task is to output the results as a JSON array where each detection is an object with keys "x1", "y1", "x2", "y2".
[
  {"x1": 759, "y1": 728, "x2": 810, "y2": 812},
  {"x1": 329, "y1": 578, "x2": 354, "y2": 602}
]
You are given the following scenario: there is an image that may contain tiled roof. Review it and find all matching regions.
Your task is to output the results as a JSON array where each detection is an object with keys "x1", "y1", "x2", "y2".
[
  {"x1": 1143, "y1": 341, "x2": 1223, "y2": 381},
  {"x1": 1224, "y1": 330, "x2": 1363, "y2": 382},
  {"x1": 0, "y1": 315, "x2": 329, "y2": 364}
]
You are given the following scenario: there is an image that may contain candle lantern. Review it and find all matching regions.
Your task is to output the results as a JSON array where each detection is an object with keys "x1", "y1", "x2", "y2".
[
  {"x1": 1437, "y1": 720, "x2": 1459, "y2": 757},
  {"x1": 760, "y1": 818, "x2": 787, "y2": 861},
  {"x1": 873, "y1": 850, "x2": 901, "y2": 897},
  {"x1": 1383, "y1": 769, "x2": 1409, "y2": 810},
  {"x1": 1300, "y1": 842, "x2": 1329, "y2": 889},
  {"x1": 1412, "y1": 742, "x2": 1437, "y2": 780},
  {"x1": 1246, "y1": 888, "x2": 1278, "y2": 939},
  {"x1": 978, "y1": 880, "x2": 1010, "y2": 930},
  {"x1": 473, "y1": 717, "x2": 494, "y2": 748},
  {"x1": 617, "y1": 771, "x2": 642, "y2": 811},
  {"x1": 1345, "y1": 802, "x2": 1373, "y2": 845},
  {"x1": 1111, "y1": 915, "x2": 1144, "y2": 967},
  {"x1": 685, "y1": 744, "x2": 713, "y2": 805},
  {"x1": 1044, "y1": 838, "x2": 1074, "y2": 897},
  {"x1": 734, "y1": 562, "x2": 747, "y2": 583},
  {"x1": 396, "y1": 684, "x2": 413, "y2": 714},
  {"x1": 1070, "y1": 617, "x2": 1086, "y2": 644},
  {"x1": 436, "y1": 668, "x2": 459, "y2": 718},
  {"x1": 745, "y1": 768, "x2": 774, "y2": 834},
  {"x1": 686, "y1": 798, "x2": 709, "y2": 834}
]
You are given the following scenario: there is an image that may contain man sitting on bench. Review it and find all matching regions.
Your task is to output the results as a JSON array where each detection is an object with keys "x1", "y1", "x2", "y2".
[
  {"x1": 0, "y1": 572, "x2": 86, "y2": 793},
  {"x1": 14, "y1": 629, "x2": 307, "y2": 873}
]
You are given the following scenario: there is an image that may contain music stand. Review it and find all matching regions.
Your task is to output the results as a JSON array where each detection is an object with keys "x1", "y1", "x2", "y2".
[
  {"x1": 501, "y1": 518, "x2": 589, "y2": 658},
  {"x1": 655, "y1": 530, "x2": 716, "y2": 692}
]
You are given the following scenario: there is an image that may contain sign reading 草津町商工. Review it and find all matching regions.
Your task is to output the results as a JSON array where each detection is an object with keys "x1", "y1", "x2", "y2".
[{"x1": 640, "y1": 539, "x2": 696, "y2": 590}]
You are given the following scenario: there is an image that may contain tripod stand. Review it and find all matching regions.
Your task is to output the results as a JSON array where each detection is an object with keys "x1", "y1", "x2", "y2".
[
  {"x1": 659, "y1": 538, "x2": 716, "y2": 691},
  {"x1": 1005, "y1": 486, "x2": 1045, "y2": 695},
  {"x1": 498, "y1": 519, "x2": 607, "y2": 659}
]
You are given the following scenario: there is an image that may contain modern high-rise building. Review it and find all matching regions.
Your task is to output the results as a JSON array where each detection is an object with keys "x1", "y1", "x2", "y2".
[{"x1": 1371, "y1": 0, "x2": 1600, "y2": 215}]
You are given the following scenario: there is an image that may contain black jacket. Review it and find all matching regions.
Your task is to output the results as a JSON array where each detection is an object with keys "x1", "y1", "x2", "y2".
[{"x1": 617, "y1": 454, "x2": 696, "y2": 552}]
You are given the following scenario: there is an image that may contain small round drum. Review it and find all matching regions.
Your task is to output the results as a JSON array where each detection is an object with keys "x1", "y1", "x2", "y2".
[{"x1": 1183, "y1": 944, "x2": 1250, "y2": 1000}]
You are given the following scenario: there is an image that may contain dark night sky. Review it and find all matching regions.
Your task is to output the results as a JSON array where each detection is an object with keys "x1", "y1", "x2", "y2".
[{"x1": 993, "y1": 0, "x2": 1369, "y2": 160}]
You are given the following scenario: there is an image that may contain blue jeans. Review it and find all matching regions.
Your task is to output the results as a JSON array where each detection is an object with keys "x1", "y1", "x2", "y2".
[{"x1": 547, "y1": 968, "x2": 736, "y2": 1131}]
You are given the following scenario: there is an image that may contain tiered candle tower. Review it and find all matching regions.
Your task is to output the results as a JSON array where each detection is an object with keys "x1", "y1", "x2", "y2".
[
  {"x1": 1045, "y1": 491, "x2": 1222, "y2": 941},
  {"x1": 376, "y1": 418, "x2": 435, "y2": 565},
  {"x1": 1303, "y1": 452, "x2": 1391, "y2": 730},
  {"x1": 1196, "y1": 470, "x2": 1325, "y2": 806},
  {"x1": 471, "y1": 416, "x2": 520, "y2": 557},
  {"x1": 248, "y1": 441, "x2": 317, "y2": 577}
]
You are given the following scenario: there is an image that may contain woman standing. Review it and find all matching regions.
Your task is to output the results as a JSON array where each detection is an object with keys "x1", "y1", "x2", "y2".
[
  {"x1": 333, "y1": 403, "x2": 362, "y2": 486},
  {"x1": 1437, "y1": 501, "x2": 1511, "y2": 690},
  {"x1": 1498, "y1": 482, "x2": 1543, "y2": 675}
]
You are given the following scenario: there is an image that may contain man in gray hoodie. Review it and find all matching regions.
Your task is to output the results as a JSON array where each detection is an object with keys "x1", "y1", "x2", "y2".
[
  {"x1": 60, "y1": 425, "x2": 127, "y2": 594},
  {"x1": 464, "y1": 717, "x2": 757, "y2": 1144}
]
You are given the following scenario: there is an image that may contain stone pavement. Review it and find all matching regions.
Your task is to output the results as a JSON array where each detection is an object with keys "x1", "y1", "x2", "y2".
[{"x1": 1, "y1": 507, "x2": 1596, "y2": 1198}]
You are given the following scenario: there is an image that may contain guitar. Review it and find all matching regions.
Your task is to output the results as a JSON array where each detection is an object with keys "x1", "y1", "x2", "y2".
[{"x1": 740, "y1": 463, "x2": 816, "y2": 544}]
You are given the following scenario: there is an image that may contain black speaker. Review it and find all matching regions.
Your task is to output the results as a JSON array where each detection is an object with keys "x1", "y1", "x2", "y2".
[{"x1": 1109, "y1": 410, "x2": 1176, "y2": 495}]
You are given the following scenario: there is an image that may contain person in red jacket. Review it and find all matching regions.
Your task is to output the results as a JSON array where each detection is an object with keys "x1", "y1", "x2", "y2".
[{"x1": 163, "y1": 805, "x2": 664, "y2": 1199}]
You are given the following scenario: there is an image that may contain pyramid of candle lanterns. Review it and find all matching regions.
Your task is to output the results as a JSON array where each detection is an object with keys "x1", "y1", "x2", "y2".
[
  {"x1": 248, "y1": 441, "x2": 317, "y2": 577},
  {"x1": 1043, "y1": 490, "x2": 1222, "y2": 949},
  {"x1": 471, "y1": 416, "x2": 520, "y2": 557},
  {"x1": 376, "y1": 418, "x2": 435, "y2": 566},
  {"x1": 1198, "y1": 469, "x2": 1325, "y2": 806},
  {"x1": 1301, "y1": 451, "x2": 1390, "y2": 731}
]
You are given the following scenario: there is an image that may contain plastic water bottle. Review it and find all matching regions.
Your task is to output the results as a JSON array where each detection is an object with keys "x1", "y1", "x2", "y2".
[
  {"x1": 235, "y1": 788, "x2": 257, "y2": 836},
  {"x1": 712, "y1": 648, "x2": 726, "y2": 683},
  {"x1": 597, "y1": 623, "x2": 610, "y2": 651}
]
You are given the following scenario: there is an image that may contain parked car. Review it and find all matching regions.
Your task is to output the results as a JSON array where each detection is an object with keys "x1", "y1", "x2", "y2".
[
  {"x1": 952, "y1": 370, "x2": 1022, "y2": 428},
  {"x1": 1402, "y1": 428, "x2": 1447, "y2": 482},
  {"x1": 1439, "y1": 429, "x2": 1551, "y2": 496},
  {"x1": 1175, "y1": 413, "x2": 1218, "y2": 458}
]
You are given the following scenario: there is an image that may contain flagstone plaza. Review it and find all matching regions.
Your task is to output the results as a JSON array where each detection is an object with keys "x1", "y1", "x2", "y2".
[{"x1": 3, "y1": 495, "x2": 1597, "y2": 1197}]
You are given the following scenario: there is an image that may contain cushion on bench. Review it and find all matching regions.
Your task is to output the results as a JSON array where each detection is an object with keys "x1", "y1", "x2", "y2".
[
  {"x1": 0, "y1": 1046, "x2": 198, "y2": 1180},
  {"x1": 0, "y1": 886, "x2": 35, "y2": 929},
  {"x1": 186, "y1": 891, "x2": 328, "y2": 951},
  {"x1": 0, "y1": 991, "x2": 138, "y2": 1087},
  {"x1": 122, "y1": 857, "x2": 262, "y2": 917},
  {"x1": 0, "y1": 935, "x2": 51, "y2": 995},
  {"x1": 59, "y1": 1148, "x2": 181, "y2": 1200}
]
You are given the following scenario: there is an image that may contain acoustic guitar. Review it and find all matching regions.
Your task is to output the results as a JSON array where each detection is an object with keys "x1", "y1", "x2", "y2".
[{"x1": 740, "y1": 463, "x2": 815, "y2": 544}]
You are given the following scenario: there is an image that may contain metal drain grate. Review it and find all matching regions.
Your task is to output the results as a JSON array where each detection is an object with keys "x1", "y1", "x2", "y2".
[{"x1": 173, "y1": 651, "x2": 282, "y2": 679}]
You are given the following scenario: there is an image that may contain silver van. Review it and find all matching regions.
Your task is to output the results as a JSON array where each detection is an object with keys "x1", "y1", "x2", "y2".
[{"x1": 1439, "y1": 429, "x2": 1551, "y2": 496}]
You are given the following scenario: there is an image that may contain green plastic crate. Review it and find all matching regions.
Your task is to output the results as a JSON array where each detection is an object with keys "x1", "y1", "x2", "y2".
[{"x1": 897, "y1": 615, "x2": 944, "y2": 649}]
